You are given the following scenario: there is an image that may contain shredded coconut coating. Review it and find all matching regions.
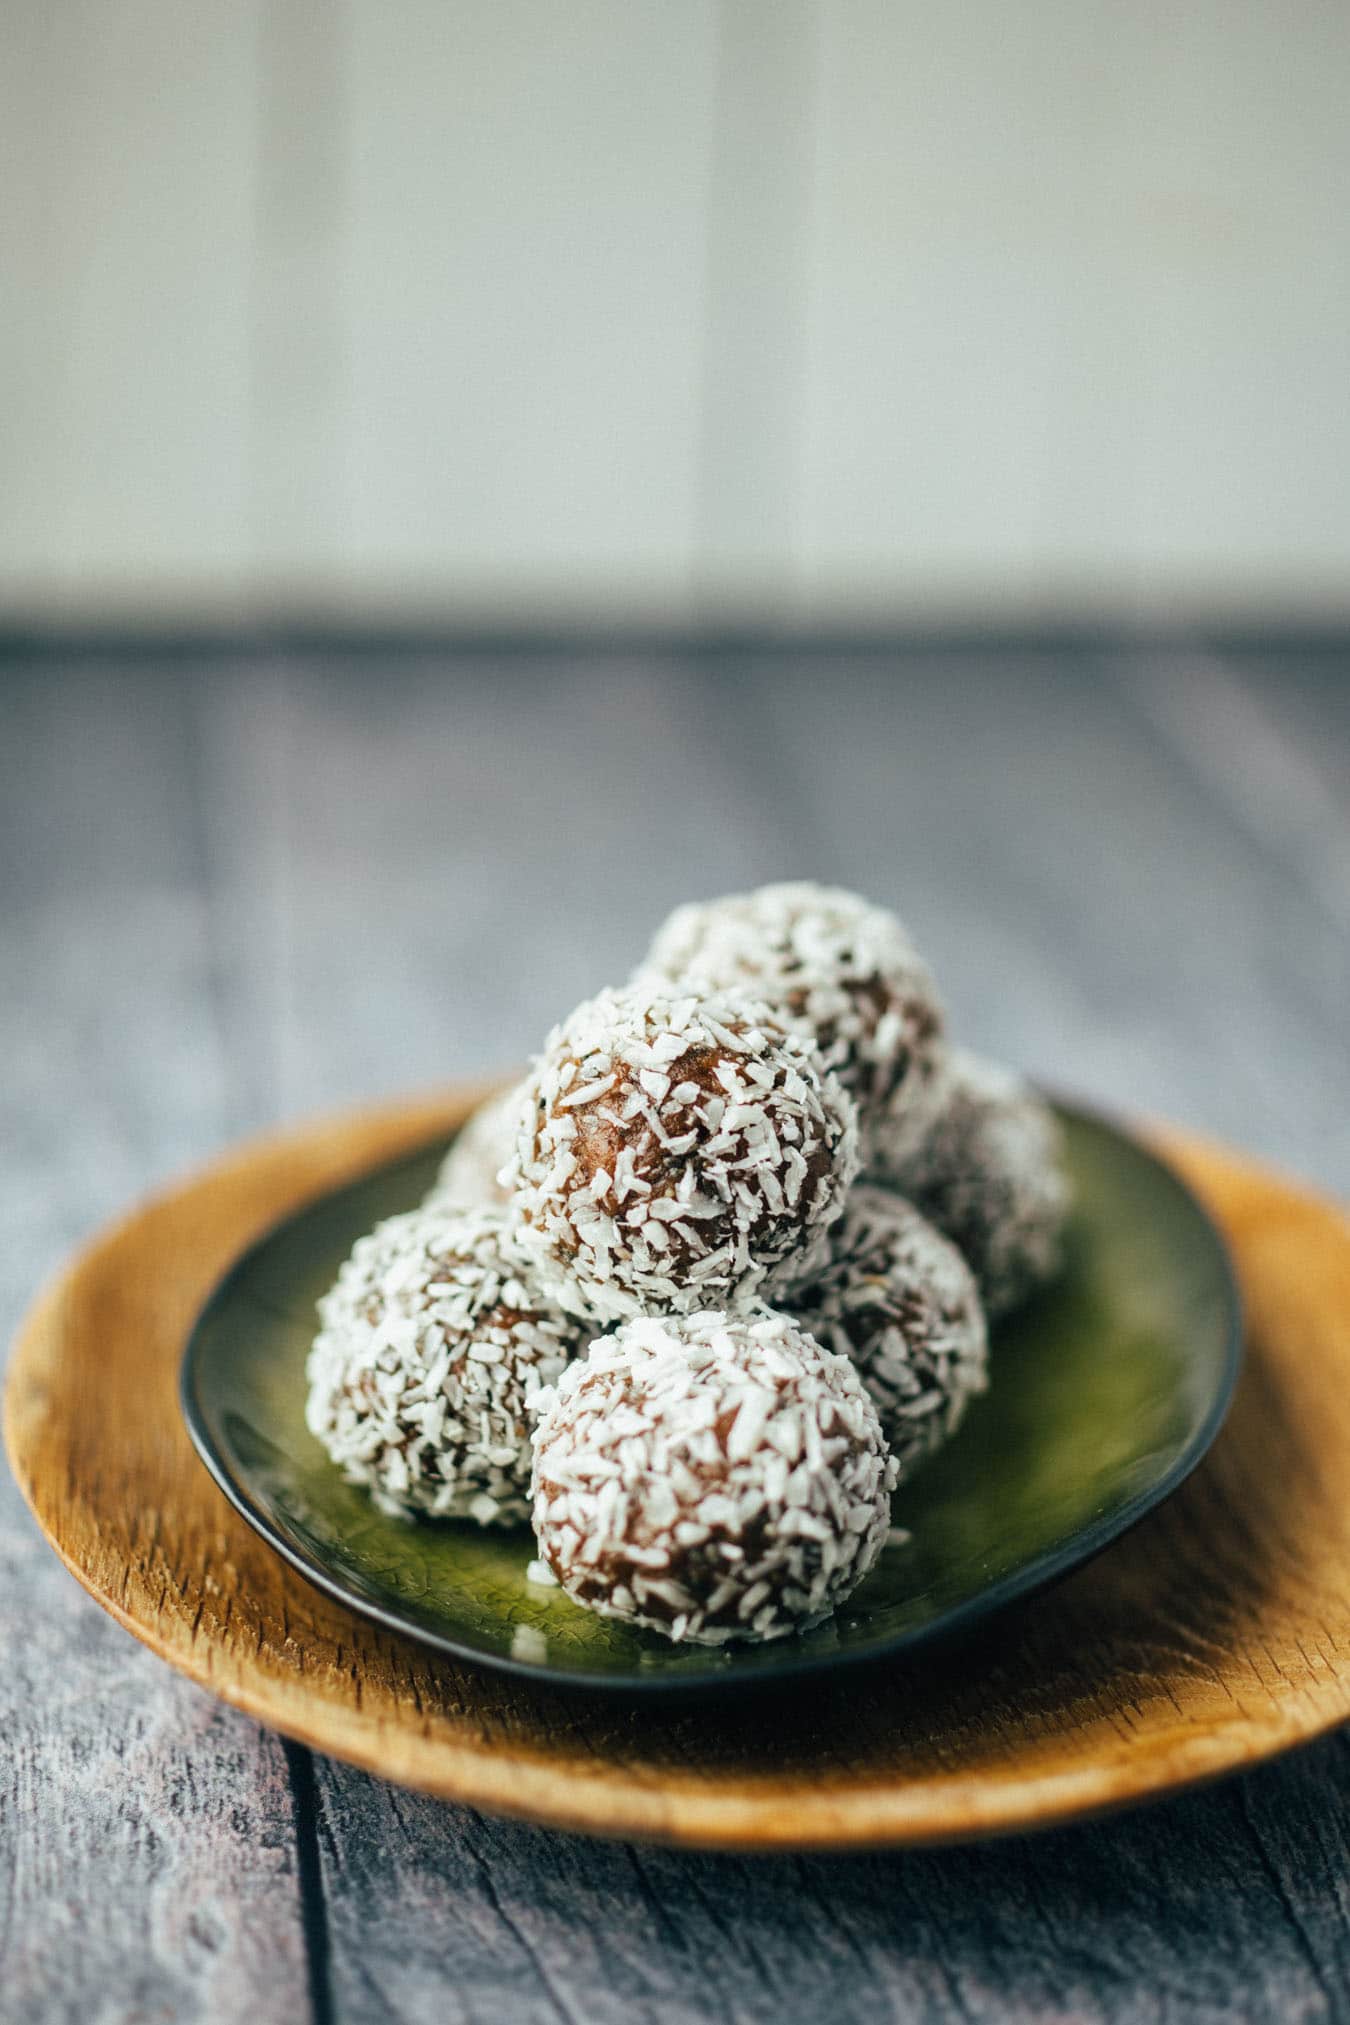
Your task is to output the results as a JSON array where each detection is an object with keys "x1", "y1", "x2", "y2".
[
  {"x1": 636, "y1": 882, "x2": 948, "y2": 1165},
  {"x1": 530, "y1": 1310, "x2": 898, "y2": 1645},
  {"x1": 305, "y1": 1205, "x2": 586, "y2": 1525},
  {"x1": 425, "y1": 1084, "x2": 524, "y2": 1212},
  {"x1": 876, "y1": 1050, "x2": 1070, "y2": 1320},
  {"x1": 507, "y1": 984, "x2": 860, "y2": 1322},
  {"x1": 789, "y1": 1186, "x2": 988, "y2": 1478}
]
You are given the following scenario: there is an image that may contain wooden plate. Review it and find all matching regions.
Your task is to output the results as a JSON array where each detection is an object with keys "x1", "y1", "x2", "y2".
[
  {"x1": 7, "y1": 1088, "x2": 1350, "y2": 1849},
  {"x1": 178, "y1": 1103, "x2": 1240, "y2": 1692}
]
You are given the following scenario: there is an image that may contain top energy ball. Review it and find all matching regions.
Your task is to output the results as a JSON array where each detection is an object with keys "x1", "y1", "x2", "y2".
[
  {"x1": 509, "y1": 984, "x2": 859, "y2": 1321},
  {"x1": 636, "y1": 882, "x2": 947, "y2": 1164}
]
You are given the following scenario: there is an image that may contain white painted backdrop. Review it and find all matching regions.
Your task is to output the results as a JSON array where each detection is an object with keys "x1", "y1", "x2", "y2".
[{"x1": 4, "y1": 2, "x2": 1348, "y2": 628}]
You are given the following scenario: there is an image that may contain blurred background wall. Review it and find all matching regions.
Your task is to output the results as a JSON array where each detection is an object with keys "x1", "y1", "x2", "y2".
[{"x1": 4, "y1": 0, "x2": 1348, "y2": 634}]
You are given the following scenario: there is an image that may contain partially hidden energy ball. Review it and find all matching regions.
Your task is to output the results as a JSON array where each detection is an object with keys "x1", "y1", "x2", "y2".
[
  {"x1": 530, "y1": 1309, "x2": 898, "y2": 1645},
  {"x1": 509, "y1": 984, "x2": 860, "y2": 1321},
  {"x1": 306, "y1": 1205, "x2": 585, "y2": 1524},
  {"x1": 636, "y1": 881, "x2": 948, "y2": 1165},
  {"x1": 425, "y1": 1083, "x2": 522, "y2": 1211},
  {"x1": 876, "y1": 1049, "x2": 1070, "y2": 1321},
  {"x1": 789, "y1": 1185, "x2": 988, "y2": 1477}
]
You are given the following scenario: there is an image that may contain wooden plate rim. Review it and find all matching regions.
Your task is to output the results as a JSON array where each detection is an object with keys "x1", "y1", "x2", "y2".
[{"x1": 6, "y1": 1090, "x2": 1349, "y2": 1852}]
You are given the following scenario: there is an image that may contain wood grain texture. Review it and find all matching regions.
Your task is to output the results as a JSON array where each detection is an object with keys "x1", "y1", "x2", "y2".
[
  {"x1": 3, "y1": 652, "x2": 1348, "y2": 2019},
  {"x1": 308, "y1": 1734, "x2": 1350, "y2": 2024},
  {"x1": 7, "y1": 1085, "x2": 1349, "y2": 1851},
  {"x1": 0, "y1": 663, "x2": 311, "y2": 2021},
  {"x1": 731, "y1": 652, "x2": 1350, "y2": 1191}
]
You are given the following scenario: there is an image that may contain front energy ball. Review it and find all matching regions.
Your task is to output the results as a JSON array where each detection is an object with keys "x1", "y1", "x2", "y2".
[
  {"x1": 636, "y1": 881, "x2": 948, "y2": 1165},
  {"x1": 876, "y1": 1049, "x2": 1070, "y2": 1321},
  {"x1": 509, "y1": 984, "x2": 860, "y2": 1321},
  {"x1": 789, "y1": 1186, "x2": 988, "y2": 1477},
  {"x1": 530, "y1": 1310, "x2": 898, "y2": 1645},
  {"x1": 306, "y1": 1205, "x2": 586, "y2": 1524}
]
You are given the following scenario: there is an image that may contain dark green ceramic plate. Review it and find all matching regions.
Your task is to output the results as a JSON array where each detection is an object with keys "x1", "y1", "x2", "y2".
[{"x1": 181, "y1": 1104, "x2": 1241, "y2": 1694}]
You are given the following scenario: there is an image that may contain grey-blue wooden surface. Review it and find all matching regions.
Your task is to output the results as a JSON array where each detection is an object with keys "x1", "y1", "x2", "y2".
[{"x1": 2, "y1": 646, "x2": 1348, "y2": 2024}]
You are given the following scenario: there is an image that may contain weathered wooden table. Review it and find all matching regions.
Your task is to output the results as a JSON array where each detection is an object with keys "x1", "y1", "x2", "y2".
[{"x1": 3, "y1": 645, "x2": 1347, "y2": 2022}]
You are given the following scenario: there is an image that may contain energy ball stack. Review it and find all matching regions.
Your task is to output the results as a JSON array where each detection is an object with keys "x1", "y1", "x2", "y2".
[
  {"x1": 530, "y1": 1310, "x2": 897, "y2": 1645},
  {"x1": 507, "y1": 984, "x2": 859, "y2": 1321},
  {"x1": 308, "y1": 879, "x2": 1071, "y2": 1648},
  {"x1": 306, "y1": 1205, "x2": 584, "y2": 1524}
]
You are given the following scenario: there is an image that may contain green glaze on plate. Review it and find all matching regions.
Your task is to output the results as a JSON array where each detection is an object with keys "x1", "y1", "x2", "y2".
[{"x1": 181, "y1": 1105, "x2": 1241, "y2": 1693}]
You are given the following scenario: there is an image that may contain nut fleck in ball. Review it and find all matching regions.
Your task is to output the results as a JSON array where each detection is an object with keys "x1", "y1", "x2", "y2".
[
  {"x1": 425, "y1": 1084, "x2": 524, "y2": 1212},
  {"x1": 509, "y1": 985, "x2": 860, "y2": 1321},
  {"x1": 789, "y1": 1186, "x2": 988, "y2": 1477},
  {"x1": 306, "y1": 1206, "x2": 586, "y2": 1524},
  {"x1": 530, "y1": 1310, "x2": 898, "y2": 1645},
  {"x1": 877, "y1": 1050, "x2": 1070, "y2": 1321},
  {"x1": 637, "y1": 882, "x2": 947, "y2": 1165}
]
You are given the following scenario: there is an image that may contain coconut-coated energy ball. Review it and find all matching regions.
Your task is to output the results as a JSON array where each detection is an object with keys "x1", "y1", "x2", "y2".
[
  {"x1": 876, "y1": 1049, "x2": 1070, "y2": 1321},
  {"x1": 530, "y1": 1309, "x2": 898, "y2": 1645},
  {"x1": 425, "y1": 1084, "x2": 523, "y2": 1212},
  {"x1": 306, "y1": 1205, "x2": 586, "y2": 1525},
  {"x1": 508, "y1": 985, "x2": 860, "y2": 1321},
  {"x1": 789, "y1": 1186, "x2": 987, "y2": 1477},
  {"x1": 636, "y1": 882, "x2": 948, "y2": 1165}
]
